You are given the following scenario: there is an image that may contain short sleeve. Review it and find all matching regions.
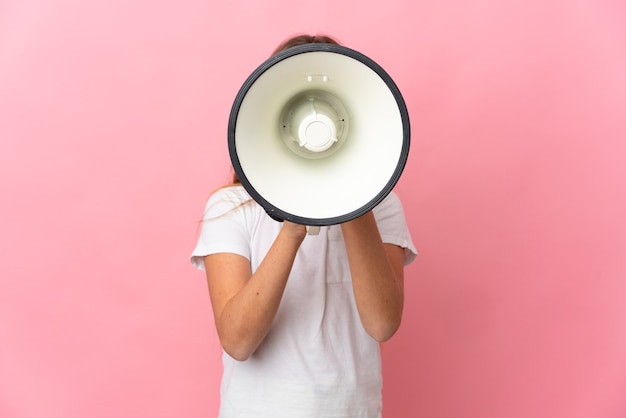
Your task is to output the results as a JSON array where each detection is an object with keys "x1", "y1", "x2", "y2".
[
  {"x1": 373, "y1": 192, "x2": 418, "y2": 266},
  {"x1": 190, "y1": 187, "x2": 253, "y2": 271}
]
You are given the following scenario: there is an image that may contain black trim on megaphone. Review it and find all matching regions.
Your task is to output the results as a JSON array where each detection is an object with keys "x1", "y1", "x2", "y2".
[{"x1": 228, "y1": 43, "x2": 410, "y2": 226}]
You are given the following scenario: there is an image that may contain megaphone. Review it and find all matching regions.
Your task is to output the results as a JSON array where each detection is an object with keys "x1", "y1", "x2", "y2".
[{"x1": 228, "y1": 43, "x2": 410, "y2": 226}]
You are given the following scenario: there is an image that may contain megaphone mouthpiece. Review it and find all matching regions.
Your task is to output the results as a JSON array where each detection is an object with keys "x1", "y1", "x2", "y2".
[{"x1": 280, "y1": 89, "x2": 349, "y2": 159}]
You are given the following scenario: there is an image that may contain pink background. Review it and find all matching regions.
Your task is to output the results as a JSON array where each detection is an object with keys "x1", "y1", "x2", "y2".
[{"x1": 1, "y1": 0, "x2": 625, "y2": 417}]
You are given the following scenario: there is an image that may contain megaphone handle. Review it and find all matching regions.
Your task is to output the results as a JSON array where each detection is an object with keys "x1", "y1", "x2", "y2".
[
  {"x1": 265, "y1": 210, "x2": 319, "y2": 235},
  {"x1": 306, "y1": 226, "x2": 320, "y2": 235}
]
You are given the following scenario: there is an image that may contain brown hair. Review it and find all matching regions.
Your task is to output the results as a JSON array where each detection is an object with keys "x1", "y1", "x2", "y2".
[
  {"x1": 228, "y1": 33, "x2": 341, "y2": 185},
  {"x1": 271, "y1": 34, "x2": 340, "y2": 56}
]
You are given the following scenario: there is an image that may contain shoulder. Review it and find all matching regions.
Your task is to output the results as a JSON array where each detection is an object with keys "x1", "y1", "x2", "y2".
[
  {"x1": 374, "y1": 191, "x2": 417, "y2": 264},
  {"x1": 192, "y1": 185, "x2": 257, "y2": 268},
  {"x1": 203, "y1": 185, "x2": 253, "y2": 217},
  {"x1": 373, "y1": 191, "x2": 405, "y2": 218},
  {"x1": 208, "y1": 184, "x2": 250, "y2": 204}
]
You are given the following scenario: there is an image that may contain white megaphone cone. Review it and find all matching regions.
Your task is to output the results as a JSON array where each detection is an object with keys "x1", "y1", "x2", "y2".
[{"x1": 228, "y1": 43, "x2": 410, "y2": 227}]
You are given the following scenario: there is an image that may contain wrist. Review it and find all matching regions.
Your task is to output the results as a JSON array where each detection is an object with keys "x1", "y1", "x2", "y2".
[{"x1": 279, "y1": 221, "x2": 307, "y2": 245}]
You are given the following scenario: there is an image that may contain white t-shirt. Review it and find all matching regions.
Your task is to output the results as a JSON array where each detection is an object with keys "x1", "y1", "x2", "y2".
[{"x1": 191, "y1": 185, "x2": 417, "y2": 418}]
